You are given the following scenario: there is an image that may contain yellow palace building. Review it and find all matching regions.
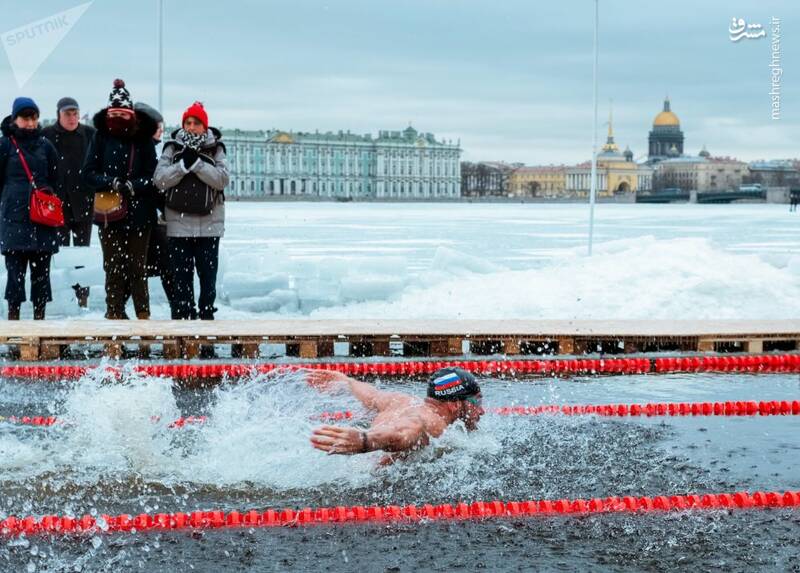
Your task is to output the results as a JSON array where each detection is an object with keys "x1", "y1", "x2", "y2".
[
  {"x1": 511, "y1": 109, "x2": 653, "y2": 198},
  {"x1": 565, "y1": 110, "x2": 652, "y2": 197}
]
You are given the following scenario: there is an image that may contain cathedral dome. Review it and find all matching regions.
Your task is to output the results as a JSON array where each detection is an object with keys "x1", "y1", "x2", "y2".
[
  {"x1": 653, "y1": 111, "x2": 680, "y2": 126},
  {"x1": 653, "y1": 97, "x2": 679, "y2": 127}
]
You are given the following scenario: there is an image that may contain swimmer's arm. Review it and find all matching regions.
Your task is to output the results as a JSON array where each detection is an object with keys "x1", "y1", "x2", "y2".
[
  {"x1": 310, "y1": 419, "x2": 430, "y2": 455},
  {"x1": 364, "y1": 419, "x2": 431, "y2": 452},
  {"x1": 304, "y1": 369, "x2": 401, "y2": 412}
]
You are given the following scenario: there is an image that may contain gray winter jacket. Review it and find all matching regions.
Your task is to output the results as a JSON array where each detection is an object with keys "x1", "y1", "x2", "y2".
[{"x1": 153, "y1": 127, "x2": 229, "y2": 238}]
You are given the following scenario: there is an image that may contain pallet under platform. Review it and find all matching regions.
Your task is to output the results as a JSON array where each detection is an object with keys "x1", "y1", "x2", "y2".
[{"x1": 0, "y1": 320, "x2": 798, "y2": 362}]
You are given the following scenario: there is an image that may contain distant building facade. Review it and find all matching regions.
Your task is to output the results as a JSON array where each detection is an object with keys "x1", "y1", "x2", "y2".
[
  {"x1": 746, "y1": 160, "x2": 800, "y2": 187},
  {"x1": 654, "y1": 152, "x2": 747, "y2": 191},
  {"x1": 565, "y1": 111, "x2": 653, "y2": 197},
  {"x1": 222, "y1": 126, "x2": 461, "y2": 199},
  {"x1": 509, "y1": 166, "x2": 566, "y2": 197},
  {"x1": 460, "y1": 161, "x2": 517, "y2": 197}
]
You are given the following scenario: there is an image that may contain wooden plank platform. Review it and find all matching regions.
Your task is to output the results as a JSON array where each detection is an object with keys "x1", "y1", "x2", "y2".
[{"x1": 0, "y1": 319, "x2": 798, "y2": 361}]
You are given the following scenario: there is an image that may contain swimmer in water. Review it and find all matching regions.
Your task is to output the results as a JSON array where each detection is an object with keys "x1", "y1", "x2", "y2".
[{"x1": 309, "y1": 367, "x2": 483, "y2": 460}]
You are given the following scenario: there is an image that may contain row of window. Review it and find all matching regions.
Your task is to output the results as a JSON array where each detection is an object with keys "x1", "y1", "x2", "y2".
[
  {"x1": 227, "y1": 179, "x2": 460, "y2": 197},
  {"x1": 230, "y1": 161, "x2": 459, "y2": 178}
]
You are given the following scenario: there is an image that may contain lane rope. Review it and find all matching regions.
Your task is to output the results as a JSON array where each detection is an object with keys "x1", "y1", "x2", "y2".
[
  {"x1": 3, "y1": 399, "x2": 798, "y2": 428},
  {"x1": 1, "y1": 353, "x2": 798, "y2": 382},
  {"x1": 3, "y1": 490, "x2": 798, "y2": 537}
]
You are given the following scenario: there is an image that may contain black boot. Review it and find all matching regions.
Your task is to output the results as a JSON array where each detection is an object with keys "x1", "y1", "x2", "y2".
[
  {"x1": 7, "y1": 302, "x2": 20, "y2": 321},
  {"x1": 33, "y1": 303, "x2": 46, "y2": 320}
]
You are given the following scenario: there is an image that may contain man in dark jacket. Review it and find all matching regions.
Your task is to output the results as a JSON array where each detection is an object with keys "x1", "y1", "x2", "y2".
[
  {"x1": 42, "y1": 97, "x2": 96, "y2": 246},
  {"x1": 82, "y1": 79, "x2": 158, "y2": 320}
]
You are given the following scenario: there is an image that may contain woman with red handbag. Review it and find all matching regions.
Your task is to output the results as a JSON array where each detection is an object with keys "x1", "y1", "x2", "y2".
[
  {"x1": 81, "y1": 80, "x2": 158, "y2": 320},
  {"x1": 0, "y1": 97, "x2": 61, "y2": 320}
]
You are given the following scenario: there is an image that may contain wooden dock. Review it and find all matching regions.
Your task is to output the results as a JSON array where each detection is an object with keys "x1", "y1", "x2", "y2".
[{"x1": 0, "y1": 320, "x2": 798, "y2": 361}]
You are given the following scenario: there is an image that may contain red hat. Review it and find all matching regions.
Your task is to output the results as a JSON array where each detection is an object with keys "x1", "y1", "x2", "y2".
[{"x1": 182, "y1": 101, "x2": 208, "y2": 129}]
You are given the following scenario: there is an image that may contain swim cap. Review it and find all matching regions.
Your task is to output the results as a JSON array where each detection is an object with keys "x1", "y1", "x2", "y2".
[{"x1": 427, "y1": 367, "x2": 481, "y2": 401}]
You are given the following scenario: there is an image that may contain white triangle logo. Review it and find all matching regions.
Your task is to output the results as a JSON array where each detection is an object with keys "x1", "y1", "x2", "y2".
[{"x1": 1, "y1": 2, "x2": 92, "y2": 88}]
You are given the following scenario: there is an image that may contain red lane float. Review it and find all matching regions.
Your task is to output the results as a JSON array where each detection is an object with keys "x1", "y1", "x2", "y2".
[
  {"x1": 322, "y1": 399, "x2": 800, "y2": 419},
  {"x1": 3, "y1": 490, "x2": 798, "y2": 537},
  {"x1": 4, "y1": 400, "x2": 799, "y2": 428},
  {"x1": 2, "y1": 353, "x2": 799, "y2": 382},
  {"x1": 0, "y1": 415, "x2": 207, "y2": 428},
  {"x1": 491, "y1": 399, "x2": 800, "y2": 417}
]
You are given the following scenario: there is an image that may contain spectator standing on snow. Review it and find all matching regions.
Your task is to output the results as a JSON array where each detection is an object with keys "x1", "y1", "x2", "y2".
[
  {"x1": 82, "y1": 79, "x2": 158, "y2": 319},
  {"x1": 42, "y1": 97, "x2": 96, "y2": 247},
  {"x1": 0, "y1": 98, "x2": 60, "y2": 320},
  {"x1": 154, "y1": 102, "x2": 228, "y2": 321}
]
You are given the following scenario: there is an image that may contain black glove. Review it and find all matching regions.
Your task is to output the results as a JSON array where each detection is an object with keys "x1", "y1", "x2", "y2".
[
  {"x1": 112, "y1": 177, "x2": 134, "y2": 198},
  {"x1": 182, "y1": 147, "x2": 199, "y2": 170}
]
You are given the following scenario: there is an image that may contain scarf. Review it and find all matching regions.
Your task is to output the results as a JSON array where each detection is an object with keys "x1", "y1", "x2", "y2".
[
  {"x1": 10, "y1": 125, "x2": 40, "y2": 141},
  {"x1": 106, "y1": 113, "x2": 138, "y2": 138},
  {"x1": 176, "y1": 128, "x2": 208, "y2": 151}
]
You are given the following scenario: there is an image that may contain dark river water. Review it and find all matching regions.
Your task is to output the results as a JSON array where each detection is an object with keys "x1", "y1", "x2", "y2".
[{"x1": 1, "y1": 367, "x2": 798, "y2": 572}]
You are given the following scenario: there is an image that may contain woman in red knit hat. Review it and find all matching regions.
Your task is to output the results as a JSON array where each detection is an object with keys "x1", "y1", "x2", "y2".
[{"x1": 153, "y1": 102, "x2": 228, "y2": 321}]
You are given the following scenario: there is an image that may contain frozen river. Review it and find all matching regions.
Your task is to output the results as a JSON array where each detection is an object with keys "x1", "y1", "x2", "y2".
[{"x1": 28, "y1": 202, "x2": 800, "y2": 319}]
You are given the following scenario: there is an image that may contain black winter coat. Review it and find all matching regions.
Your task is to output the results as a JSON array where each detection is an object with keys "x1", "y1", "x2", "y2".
[
  {"x1": 42, "y1": 121, "x2": 96, "y2": 223},
  {"x1": 81, "y1": 108, "x2": 158, "y2": 229},
  {"x1": 0, "y1": 115, "x2": 60, "y2": 255}
]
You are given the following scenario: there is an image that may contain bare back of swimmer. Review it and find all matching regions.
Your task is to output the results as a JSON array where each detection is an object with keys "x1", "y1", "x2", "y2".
[{"x1": 308, "y1": 367, "x2": 483, "y2": 458}]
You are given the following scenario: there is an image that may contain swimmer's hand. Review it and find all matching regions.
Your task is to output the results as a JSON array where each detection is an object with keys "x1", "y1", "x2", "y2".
[
  {"x1": 310, "y1": 425, "x2": 367, "y2": 455},
  {"x1": 304, "y1": 370, "x2": 349, "y2": 391}
]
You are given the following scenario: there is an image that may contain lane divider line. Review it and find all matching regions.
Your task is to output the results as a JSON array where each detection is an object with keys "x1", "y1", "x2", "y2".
[
  {"x1": 3, "y1": 400, "x2": 798, "y2": 428},
  {"x1": 1, "y1": 354, "x2": 798, "y2": 382},
  {"x1": 3, "y1": 490, "x2": 798, "y2": 537}
]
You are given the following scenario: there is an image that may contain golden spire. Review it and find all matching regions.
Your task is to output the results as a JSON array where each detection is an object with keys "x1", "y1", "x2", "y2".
[{"x1": 602, "y1": 100, "x2": 619, "y2": 152}]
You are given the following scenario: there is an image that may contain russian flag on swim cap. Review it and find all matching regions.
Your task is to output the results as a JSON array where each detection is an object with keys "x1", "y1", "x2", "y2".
[
  {"x1": 434, "y1": 371, "x2": 462, "y2": 390},
  {"x1": 428, "y1": 367, "x2": 480, "y2": 401}
]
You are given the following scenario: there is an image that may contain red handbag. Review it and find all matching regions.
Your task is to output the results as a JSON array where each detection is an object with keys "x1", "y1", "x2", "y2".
[{"x1": 10, "y1": 136, "x2": 65, "y2": 228}]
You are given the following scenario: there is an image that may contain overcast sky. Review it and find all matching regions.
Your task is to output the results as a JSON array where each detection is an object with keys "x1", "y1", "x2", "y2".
[{"x1": 0, "y1": 0, "x2": 796, "y2": 163}]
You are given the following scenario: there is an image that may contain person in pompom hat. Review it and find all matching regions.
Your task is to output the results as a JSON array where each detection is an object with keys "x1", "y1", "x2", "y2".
[
  {"x1": 0, "y1": 97, "x2": 60, "y2": 319},
  {"x1": 82, "y1": 79, "x2": 159, "y2": 319},
  {"x1": 154, "y1": 101, "x2": 228, "y2": 321}
]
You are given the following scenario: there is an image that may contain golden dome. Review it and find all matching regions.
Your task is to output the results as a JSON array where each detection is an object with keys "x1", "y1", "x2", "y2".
[
  {"x1": 653, "y1": 111, "x2": 680, "y2": 126},
  {"x1": 653, "y1": 97, "x2": 679, "y2": 127}
]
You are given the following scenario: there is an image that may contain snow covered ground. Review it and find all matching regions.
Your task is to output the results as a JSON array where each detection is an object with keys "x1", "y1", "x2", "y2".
[{"x1": 18, "y1": 202, "x2": 800, "y2": 320}]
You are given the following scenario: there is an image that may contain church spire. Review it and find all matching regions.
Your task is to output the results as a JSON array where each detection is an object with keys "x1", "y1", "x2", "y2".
[{"x1": 602, "y1": 101, "x2": 619, "y2": 152}]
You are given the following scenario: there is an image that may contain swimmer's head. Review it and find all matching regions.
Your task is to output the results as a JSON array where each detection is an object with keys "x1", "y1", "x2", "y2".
[{"x1": 428, "y1": 367, "x2": 483, "y2": 430}]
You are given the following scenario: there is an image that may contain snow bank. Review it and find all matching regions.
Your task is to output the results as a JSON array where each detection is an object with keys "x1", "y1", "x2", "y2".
[{"x1": 1, "y1": 203, "x2": 797, "y2": 320}]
